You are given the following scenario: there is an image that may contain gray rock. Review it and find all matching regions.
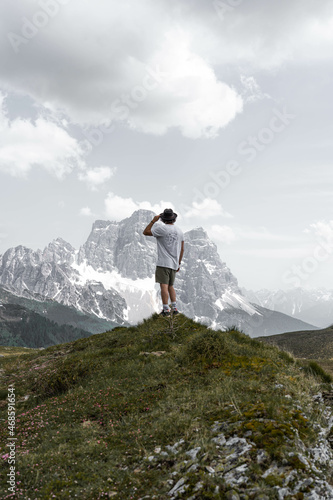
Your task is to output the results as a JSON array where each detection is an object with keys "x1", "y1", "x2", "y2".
[
  {"x1": 212, "y1": 433, "x2": 226, "y2": 446},
  {"x1": 225, "y1": 491, "x2": 240, "y2": 500},
  {"x1": 185, "y1": 447, "x2": 201, "y2": 460},
  {"x1": 168, "y1": 477, "x2": 186, "y2": 496}
]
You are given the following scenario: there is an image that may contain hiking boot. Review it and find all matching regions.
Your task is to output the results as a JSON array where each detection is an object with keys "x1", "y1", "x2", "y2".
[
  {"x1": 160, "y1": 310, "x2": 170, "y2": 317},
  {"x1": 172, "y1": 308, "x2": 179, "y2": 315}
]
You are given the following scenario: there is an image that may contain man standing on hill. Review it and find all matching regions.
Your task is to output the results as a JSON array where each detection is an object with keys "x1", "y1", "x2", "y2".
[{"x1": 143, "y1": 208, "x2": 184, "y2": 316}]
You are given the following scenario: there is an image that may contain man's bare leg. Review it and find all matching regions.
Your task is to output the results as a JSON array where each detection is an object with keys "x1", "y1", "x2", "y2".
[
  {"x1": 160, "y1": 283, "x2": 169, "y2": 308},
  {"x1": 168, "y1": 285, "x2": 178, "y2": 313},
  {"x1": 168, "y1": 285, "x2": 176, "y2": 303}
]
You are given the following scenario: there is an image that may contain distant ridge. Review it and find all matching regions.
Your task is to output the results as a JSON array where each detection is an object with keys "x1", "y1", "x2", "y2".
[
  {"x1": 0, "y1": 286, "x2": 120, "y2": 334},
  {"x1": 0, "y1": 302, "x2": 92, "y2": 348},
  {"x1": 257, "y1": 325, "x2": 333, "y2": 359}
]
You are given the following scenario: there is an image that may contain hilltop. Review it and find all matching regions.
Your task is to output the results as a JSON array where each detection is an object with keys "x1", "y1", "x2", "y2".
[{"x1": 0, "y1": 314, "x2": 333, "y2": 499}]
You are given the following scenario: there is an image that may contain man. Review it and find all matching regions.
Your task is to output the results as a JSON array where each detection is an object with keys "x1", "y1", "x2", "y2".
[{"x1": 143, "y1": 208, "x2": 184, "y2": 316}]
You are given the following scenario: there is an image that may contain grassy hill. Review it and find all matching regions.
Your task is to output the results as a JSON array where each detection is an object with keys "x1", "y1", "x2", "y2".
[
  {"x1": 1, "y1": 314, "x2": 333, "y2": 499},
  {"x1": 257, "y1": 325, "x2": 333, "y2": 360}
]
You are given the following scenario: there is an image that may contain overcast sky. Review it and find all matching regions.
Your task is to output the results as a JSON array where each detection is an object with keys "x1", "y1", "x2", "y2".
[{"x1": 0, "y1": 0, "x2": 333, "y2": 290}]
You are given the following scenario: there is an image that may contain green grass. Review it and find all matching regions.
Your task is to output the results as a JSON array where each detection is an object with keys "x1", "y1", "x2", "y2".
[
  {"x1": 0, "y1": 314, "x2": 332, "y2": 499},
  {"x1": 310, "y1": 359, "x2": 333, "y2": 378},
  {"x1": 0, "y1": 346, "x2": 37, "y2": 357}
]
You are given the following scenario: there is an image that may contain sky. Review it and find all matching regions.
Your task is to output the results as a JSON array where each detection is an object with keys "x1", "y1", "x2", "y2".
[{"x1": 0, "y1": 0, "x2": 333, "y2": 291}]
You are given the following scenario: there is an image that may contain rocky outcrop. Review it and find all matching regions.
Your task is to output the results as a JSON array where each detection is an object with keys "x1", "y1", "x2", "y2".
[{"x1": 140, "y1": 393, "x2": 333, "y2": 499}]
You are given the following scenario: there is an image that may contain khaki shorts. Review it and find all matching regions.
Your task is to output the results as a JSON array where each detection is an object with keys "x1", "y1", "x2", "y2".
[{"x1": 155, "y1": 266, "x2": 176, "y2": 285}]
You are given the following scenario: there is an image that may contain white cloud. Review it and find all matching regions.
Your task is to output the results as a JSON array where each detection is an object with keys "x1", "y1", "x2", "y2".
[
  {"x1": 0, "y1": 92, "x2": 85, "y2": 178},
  {"x1": 208, "y1": 0, "x2": 333, "y2": 68},
  {"x1": 80, "y1": 207, "x2": 94, "y2": 217},
  {"x1": 240, "y1": 76, "x2": 270, "y2": 103},
  {"x1": 126, "y1": 28, "x2": 243, "y2": 138},
  {"x1": 0, "y1": 1, "x2": 243, "y2": 139},
  {"x1": 209, "y1": 225, "x2": 236, "y2": 244},
  {"x1": 104, "y1": 193, "x2": 175, "y2": 221},
  {"x1": 4, "y1": 0, "x2": 332, "y2": 140},
  {"x1": 308, "y1": 220, "x2": 333, "y2": 244},
  {"x1": 78, "y1": 166, "x2": 116, "y2": 190},
  {"x1": 183, "y1": 198, "x2": 232, "y2": 219}
]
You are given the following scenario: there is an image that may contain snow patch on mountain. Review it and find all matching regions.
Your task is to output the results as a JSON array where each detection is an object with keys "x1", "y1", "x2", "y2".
[{"x1": 72, "y1": 260, "x2": 160, "y2": 323}]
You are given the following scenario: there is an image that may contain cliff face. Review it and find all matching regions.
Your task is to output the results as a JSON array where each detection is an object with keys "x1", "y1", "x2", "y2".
[
  {"x1": 0, "y1": 242, "x2": 127, "y2": 325},
  {"x1": 78, "y1": 211, "x2": 157, "y2": 279},
  {"x1": 175, "y1": 227, "x2": 241, "y2": 321}
]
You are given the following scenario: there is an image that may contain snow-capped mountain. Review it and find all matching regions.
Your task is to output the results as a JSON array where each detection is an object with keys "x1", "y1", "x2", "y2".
[
  {"x1": 0, "y1": 240, "x2": 127, "y2": 325},
  {"x1": 0, "y1": 210, "x2": 317, "y2": 337},
  {"x1": 243, "y1": 287, "x2": 333, "y2": 328}
]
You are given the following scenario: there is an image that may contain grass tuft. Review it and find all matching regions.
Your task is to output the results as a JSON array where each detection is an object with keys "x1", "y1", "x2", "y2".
[
  {"x1": 181, "y1": 329, "x2": 229, "y2": 367},
  {"x1": 302, "y1": 360, "x2": 333, "y2": 384}
]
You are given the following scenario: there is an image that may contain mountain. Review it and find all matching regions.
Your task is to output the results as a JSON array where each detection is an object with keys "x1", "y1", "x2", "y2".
[
  {"x1": 0, "y1": 302, "x2": 91, "y2": 348},
  {"x1": 0, "y1": 286, "x2": 121, "y2": 334},
  {"x1": 0, "y1": 210, "x2": 317, "y2": 339},
  {"x1": 243, "y1": 287, "x2": 333, "y2": 328},
  {"x1": 0, "y1": 239, "x2": 127, "y2": 325},
  {"x1": 1, "y1": 314, "x2": 332, "y2": 498},
  {"x1": 258, "y1": 324, "x2": 333, "y2": 359}
]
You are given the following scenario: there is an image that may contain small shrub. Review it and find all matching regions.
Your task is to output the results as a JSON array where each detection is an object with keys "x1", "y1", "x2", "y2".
[
  {"x1": 303, "y1": 361, "x2": 332, "y2": 384},
  {"x1": 278, "y1": 350, "x2": 295, "y2": 365},
  {"x1": 0, "y1": 389, "x2": 8, "y2": 400},
  {"x1": 227, "y1": 329, "x2": 256, "y2": 344},
  {"x1": 182, "y1": 330, "x2": 229, "y2": 366},
  {"x1": 225, "y1": 325, "x2": 245, "y2": 334},
  {"x1": 29, "y1": 355, "x2": 97, "y2": 398}
]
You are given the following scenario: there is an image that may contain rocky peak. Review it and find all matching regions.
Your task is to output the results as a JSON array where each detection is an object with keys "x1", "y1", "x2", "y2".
[
  {"x1": 185, "y1": 227, "x2": 210, "y2": 242},
  {"x1": 175, "y1": 226, "x2": 241, "y2": 321},
  {"x1": 121, "y1": 209, "x2": 156, "y2": 224},
  {"x1": 78, "y1": 220, "x2": 119, "y2": 271},
  {"x1": 78, "y1": 210, "x2": 158, "y2": 279},
  {"x1": 43, "y1": 238, "x2": 76, "y2": 265},
  {"x1": 115, "y1": 210, "x2": 156, "y2": 280},
  {"x1": 1, "y1": 245, "x2": 42, "y2": 270}
]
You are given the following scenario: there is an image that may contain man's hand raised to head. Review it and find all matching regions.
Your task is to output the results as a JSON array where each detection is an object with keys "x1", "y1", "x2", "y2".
[{"x1": 143, "y1": 214, "x2": 161, "y2": 236}]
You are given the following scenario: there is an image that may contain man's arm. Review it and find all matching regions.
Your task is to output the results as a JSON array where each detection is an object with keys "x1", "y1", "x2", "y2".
[
  {"x1": 143, "y1": 214, "x2": 160, "y2": 236},
  {"x1": 177, "y1": 241, "x2": 184, "y2": 272}
]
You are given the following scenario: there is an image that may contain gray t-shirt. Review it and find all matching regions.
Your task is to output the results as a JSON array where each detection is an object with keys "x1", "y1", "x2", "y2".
[{"x1": 151, "y1": 222, "x2": 184, "y2": 270}]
